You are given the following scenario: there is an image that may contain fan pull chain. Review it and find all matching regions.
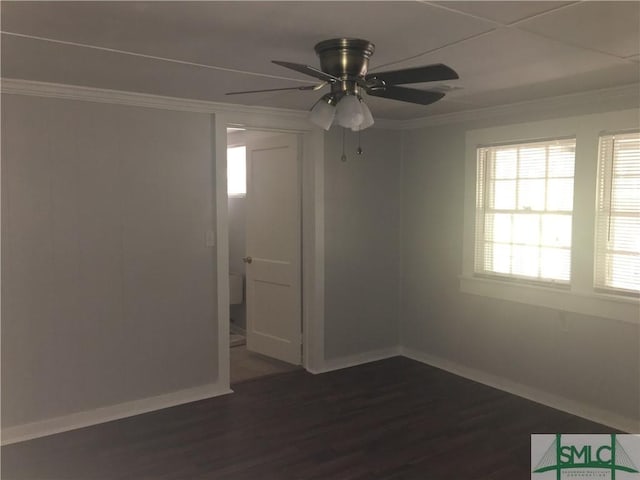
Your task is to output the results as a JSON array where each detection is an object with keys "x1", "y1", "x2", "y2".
[
  {"x1": 356, "y1": 130, "x2": 363, "y2": 155},
  {"x1": 341, "y1": 128, "x2": 347, "y2": 162}
]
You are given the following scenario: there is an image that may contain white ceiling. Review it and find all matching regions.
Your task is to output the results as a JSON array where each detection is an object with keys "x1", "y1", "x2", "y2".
[{"x1": 1, "y1": 1, "x2": 638, "y2": 120}]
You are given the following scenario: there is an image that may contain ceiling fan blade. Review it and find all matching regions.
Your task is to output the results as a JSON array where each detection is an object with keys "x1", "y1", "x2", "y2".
[
  {"x1": 226, "y1": 83, "x2": 324, "y2": 95},
  {"x1": 366, "y1": 64, "x2": 459, "y2": 85},
  {"x1": 272, "y1": 60, "x2": 339, "y2": 84},
  {"x1": 367, "y1": 85, "x2": 445, "y2": 105}
]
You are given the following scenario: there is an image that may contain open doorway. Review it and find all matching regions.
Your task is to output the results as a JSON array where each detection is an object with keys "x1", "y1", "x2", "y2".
[{"x1": 226, "y1": 127, "x2": 302, "y2": 384}]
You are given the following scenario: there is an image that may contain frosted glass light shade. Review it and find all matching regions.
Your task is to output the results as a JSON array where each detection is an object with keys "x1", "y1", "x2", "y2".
[
  {"x1": 336, "y1": 95, "x2": 364, "y2": 130},
  {"x1": 309, "y1": 94, "x2": 375, "y2": 131},
  {"x1": 309, "y1": 99, "x2": 336, "y2": 130},
  {"x1": 352, "y1": 100, "x2": 374, "y2": 131}
]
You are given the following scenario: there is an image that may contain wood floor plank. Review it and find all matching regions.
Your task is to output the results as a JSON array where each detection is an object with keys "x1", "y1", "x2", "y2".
[{"x1": 1, "y1": 357, "x2": 617, "y2": 479}]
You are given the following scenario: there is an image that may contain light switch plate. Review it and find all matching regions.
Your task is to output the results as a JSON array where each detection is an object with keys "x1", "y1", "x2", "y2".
[{"x1": 206, "y1": 230, "x2": 215, "y2": 247}]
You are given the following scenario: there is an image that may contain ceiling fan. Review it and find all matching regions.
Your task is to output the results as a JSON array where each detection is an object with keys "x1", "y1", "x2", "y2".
[{"x1": 226, "y1": 38, "x2": 459, "y2": 131}]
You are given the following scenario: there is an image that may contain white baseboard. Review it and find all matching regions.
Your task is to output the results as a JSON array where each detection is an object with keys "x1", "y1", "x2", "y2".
[
  {"x1": 307, "y1": 346, "x2": 402, "y2": 374},
  {"x1": 401, "y1": 346, "x2": 640, "y2": 433},
  {"x1": 1, "y1": 382, "x2": 233, "y2": 446},
  {"x1": 5, "y1": 349, "x2": 636, "y2": 445}
]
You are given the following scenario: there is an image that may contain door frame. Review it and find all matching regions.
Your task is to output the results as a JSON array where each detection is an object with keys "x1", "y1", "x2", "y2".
[{"x1": 213, "y1": 111, "x2": 325, "y2": 389}]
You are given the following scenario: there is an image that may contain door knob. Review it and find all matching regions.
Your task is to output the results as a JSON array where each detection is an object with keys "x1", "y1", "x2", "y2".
[{"x1": 243, "y1": 256, "x2": 252, "y2": 264}]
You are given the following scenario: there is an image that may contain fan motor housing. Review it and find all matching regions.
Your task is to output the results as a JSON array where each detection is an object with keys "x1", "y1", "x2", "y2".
[{"x1": 314, "y1": 38, "x2": 375, "y2": 79}]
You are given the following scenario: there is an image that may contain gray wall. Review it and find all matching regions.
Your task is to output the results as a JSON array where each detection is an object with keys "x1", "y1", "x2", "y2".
[
  {"x1": 4, "y1": 90, "x2": 636, "y2": 432},
  {"x1": 324, "y1": 127, "x2": 402, "y2": 360},
  {"x1": 228, "y1": 196, "x2": 246, "y2": 329},
  {"x1": 400, "y1": 113, "x2": 640, "y2": 423},
  {"x1": 228, "y1": 197, "x2": 246, "y2": 276},
  {"x1": 1, "y1": 95, "x2": 218, "y2": 427}
]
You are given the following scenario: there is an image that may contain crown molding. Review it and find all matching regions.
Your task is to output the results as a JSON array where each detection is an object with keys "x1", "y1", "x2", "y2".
[
  {"x1": 395, "y1": 83, "x2": 640, "y2": 130},
  {"x1": 2, "y1": 78, "x2": 637, "y2": 131},
  {"x1": 0, "y1": 78, "x2": 401, "y2": 129},
  {"x1": 0, "y1": 78, "x2": 311, "y2": 119}
]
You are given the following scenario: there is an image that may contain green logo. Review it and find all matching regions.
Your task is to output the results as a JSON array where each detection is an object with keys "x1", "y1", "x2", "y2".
[{"x1": 532, "y1": 434, "x2": 639, "y2": 479}]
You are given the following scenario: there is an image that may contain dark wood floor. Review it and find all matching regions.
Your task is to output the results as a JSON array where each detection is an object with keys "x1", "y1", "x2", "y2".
[{"x1": 2, "y1": 357, "x2": 615, "y2": 480}]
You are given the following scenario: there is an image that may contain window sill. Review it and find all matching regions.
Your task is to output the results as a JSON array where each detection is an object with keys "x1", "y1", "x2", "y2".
[{"x1": 459, "y1": 274, "x2": 639, "y2": 325}]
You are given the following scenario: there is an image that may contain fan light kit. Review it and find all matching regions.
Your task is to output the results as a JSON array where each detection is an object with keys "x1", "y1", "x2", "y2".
[{"x1": 227, "y1": 38, "x2": 459, "y2": 132}]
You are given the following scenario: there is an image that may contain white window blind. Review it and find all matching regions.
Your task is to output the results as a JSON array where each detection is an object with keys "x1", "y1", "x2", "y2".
[
  {"x1": 475, "y1": 138, "x2": 576, "y2": 284},
  {"x1": 594, "y1": 132, "x2": 640, "y2": 294},
  {"x1": 227, "y1": 146, "x2": 246, "y2": 197}
]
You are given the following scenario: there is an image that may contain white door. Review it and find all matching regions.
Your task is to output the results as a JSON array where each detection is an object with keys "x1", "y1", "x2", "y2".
[{"x1": 244, "y1": 132, "x2": 301, "y2": 365}]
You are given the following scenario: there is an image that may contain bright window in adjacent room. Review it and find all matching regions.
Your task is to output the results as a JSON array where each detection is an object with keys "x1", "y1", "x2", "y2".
[
  {"x1": 475, "y1": 138, "x2": 576, "y2": 284},
  {"x1": 227, "y1": 146, "x2": 246, "y2": 197},
  {"x1": 594, "y1": 131, "x2": 640, "y2": 294}
]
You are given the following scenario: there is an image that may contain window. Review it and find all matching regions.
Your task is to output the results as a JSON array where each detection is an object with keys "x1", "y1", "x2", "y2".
[
  {"x1": 475, "y1": 138, "x2": 576, "y2": 284},
  {"x1": 461, "y1": 110, "x2": 639, "y2": 323},
  {"x1": 594, "y1": 131, "x2": 640, "y2": 294},
  {"x1": 227, "y1": 146, "x2": 246, "y2": 197}
]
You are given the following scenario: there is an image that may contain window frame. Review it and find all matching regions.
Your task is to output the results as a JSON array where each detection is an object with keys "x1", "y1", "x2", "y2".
[
  {"x1": 460, "y1": 109, "x2": 639, "y2": 324},
  {"x1": 474, "y1": 137, "x2": 577, "y2": 286},
  {"x1": 593, "y1": 130, "x2": 640, "y2": 297}
]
